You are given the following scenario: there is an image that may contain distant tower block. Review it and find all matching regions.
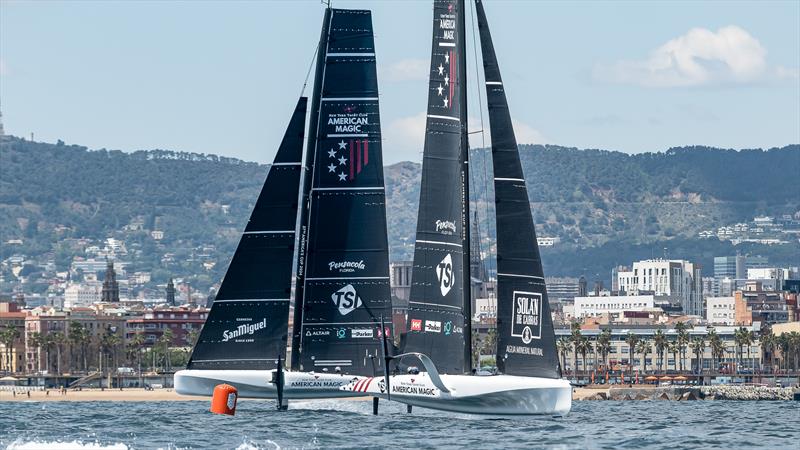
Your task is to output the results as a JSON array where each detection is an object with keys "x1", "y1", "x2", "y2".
[
  {"x1": 469, "y1": 211, "x2": 486, "y2": 282},
  {"x1": 102, "y1": 260, "x2": 120, "y2": 303},
  {"x1": 166, "y1": 278, "x2": 176, "y2": 306}
]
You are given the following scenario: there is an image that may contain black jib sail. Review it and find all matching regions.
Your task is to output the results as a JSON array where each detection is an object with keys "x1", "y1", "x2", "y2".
[
  {"x1": 476, "y1": 0, "x2": 560, "y2": 379},
  {"x1": 187, "y1": 97, "x2": 308, "y2": 370},
  {"x1": 295, "y1": 8, "x2": 394, "y2": 376},
  {"x1": 402, "y1": 0, "x2": 471, "y2": 375}
]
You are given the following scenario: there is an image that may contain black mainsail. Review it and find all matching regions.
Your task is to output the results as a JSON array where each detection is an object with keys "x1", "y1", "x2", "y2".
[
  {"x1": 187, "y1": 97, "x2": 307, "y2": 370},
  {"x1": 295, "y1": 8, "x2": 394, "y2": 376},
  {"x1": 476, "y1": 0, "x2": 560, "y2": 379},
  {"x1": 403, "y1": 0, "x2": 471, "y2": 375}
]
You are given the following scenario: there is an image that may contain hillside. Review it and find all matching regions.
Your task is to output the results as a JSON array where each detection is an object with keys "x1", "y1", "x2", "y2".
[{"x1": 1, "y1": 136, "x2": 798, "y2": 293}]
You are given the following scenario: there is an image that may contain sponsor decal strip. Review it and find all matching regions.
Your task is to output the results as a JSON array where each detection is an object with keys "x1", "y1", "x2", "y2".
[
  {"x1": 438, "y1": 42, "x2": 456, "y2": 47},
  {"x1": 314, "y1": 362, "x2": 353, "y2": 366},
  {"x1": 493, "y1": 178, "x2": 524, "y2": 182},
  {"x1": 270, "y1": 162, "x2": 302, "y2": 166},
  {"x1": 191, "y1": 358, "x2": 275, "y2": 362},
  {"x1": 327, "y1": 133, "x2": 369, "y2": 138},
  {"x1": 300, "y1": 322, "x2": 377, "y2": 326},
  {"x1": 485, "y1": 81, "x2": 503, "y2": 85}
]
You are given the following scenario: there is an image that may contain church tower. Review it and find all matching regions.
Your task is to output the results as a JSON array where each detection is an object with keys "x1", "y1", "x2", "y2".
[
  {"x1": 166, "y1": 278, "x2": 176, "y2": 306},
  {"x1": 101, "y1": 260, "x2": 120, "y2": 303}
]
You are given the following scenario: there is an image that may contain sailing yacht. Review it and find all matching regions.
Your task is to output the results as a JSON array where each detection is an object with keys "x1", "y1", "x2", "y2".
[
  {"x1": 341, "y1": 0, "x2": 572, "y2": 415},
  {"x1": 175, "y1": 6, "x2": 394, "y2": 403}
]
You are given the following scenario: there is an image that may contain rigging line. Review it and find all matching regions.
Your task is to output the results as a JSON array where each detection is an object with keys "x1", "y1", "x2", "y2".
[
  {"x1": 468, "y1": 0, "x2": 495, "y2": 292},
  {"x1": 300, "y1": 42, "x2": 320, "y2": 97}
]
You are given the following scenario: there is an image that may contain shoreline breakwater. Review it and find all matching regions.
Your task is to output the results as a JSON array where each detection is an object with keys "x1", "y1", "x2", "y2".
[{"x1": 575, "y1": 384, "x2": 796, "y2": 401}]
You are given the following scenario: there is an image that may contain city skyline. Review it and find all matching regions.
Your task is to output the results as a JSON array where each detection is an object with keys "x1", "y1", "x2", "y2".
[{"x1": 1, "y1": 0, "x2": 798, "y2": 164}]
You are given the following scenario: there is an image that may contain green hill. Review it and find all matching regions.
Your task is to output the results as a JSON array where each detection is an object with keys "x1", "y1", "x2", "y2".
[{"x1": 1, "y1": 136, "x2": 797, "y2": 292}]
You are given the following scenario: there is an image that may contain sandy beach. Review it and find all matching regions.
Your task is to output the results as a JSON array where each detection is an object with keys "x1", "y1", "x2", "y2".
[{"x1": 0, "y1": 388, "x2": 207, "y2": 402}]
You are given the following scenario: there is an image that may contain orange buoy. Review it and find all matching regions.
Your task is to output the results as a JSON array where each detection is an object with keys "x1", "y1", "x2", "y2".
[{"x1": 210, "y1": 384, "x2": 238, "y2": 415}]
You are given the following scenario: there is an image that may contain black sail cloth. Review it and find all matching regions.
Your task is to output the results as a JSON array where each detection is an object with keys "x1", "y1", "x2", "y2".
[
  {"x1": 476, "y1": 0, "x2": 560, "y2": 379},
  {"x1": 402, "y1": 0, "x2": 470, "y2": 375},
  {"x1": 296, "y1": 9, "x2": 394, "y2": 376},
  {"x1": 187, "y1": 97, "x2": 307, "y2": 370}
]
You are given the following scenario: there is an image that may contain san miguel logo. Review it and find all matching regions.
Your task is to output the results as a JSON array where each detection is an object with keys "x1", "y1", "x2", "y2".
[
  {"x1": 328, "y1": 260, "x2": 366, "y2": 273},
  {"x1": 435, "y1": 220, "x2": 456, "y2": 235},
  {"x1": 221, "y1": 318, "x2": 268, "y2": 342},
  {"x1": 331, "y1": 284, "x2": 363, "y2": 316},
  {"x1": 510, "y1": 291, "x2": 542, "y2": 344},
  {"x1": 436, "y1": 254, "x2": 454, "y2": 296}
]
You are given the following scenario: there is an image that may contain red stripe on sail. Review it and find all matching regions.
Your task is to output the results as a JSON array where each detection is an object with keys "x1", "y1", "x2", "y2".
[
  {"x1": 356, "y1": 139, "x2": 362, "y2": 174},
  {"x1": 363, "y1": 140, "x2": 368, "y2": 166},
  {"x1": 450, "y1": 50, "x2": 455, "y2": 109},
  {"x1": 349, "y1": 140, "x2": 354, "y2": 180}
]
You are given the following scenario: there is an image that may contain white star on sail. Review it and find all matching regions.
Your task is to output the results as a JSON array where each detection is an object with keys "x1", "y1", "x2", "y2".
[
  {"x1": 338, "y1": 172, "x2": 347, "y2": 181},
  {"x1": 327, "y1": 163, "x2": 337, "y2": 173},
  {"x1": 437, "y1": 84, "x2": 443, "y2": 96},
  {"x1": 328, "y1": 149, "x2": 337, "y2": 158},
  {"x1": 443, "y1": 98, "x2": 449, "y2": 107},
  {"x1": 444, "y1": 76, "x2": 449, "y2": 86},
  {"x1": 338, "y1": 140, "x2": 347, "y2": 150},
  {"x1": 338, "y1": 156, "x2": 347, "y2": 166},
  {"x1": 438, "y1": 64, "x2": 444, "y2": 75},
  {"x1": 444, "y1": 53, "x2": 449, "y2": 63}
]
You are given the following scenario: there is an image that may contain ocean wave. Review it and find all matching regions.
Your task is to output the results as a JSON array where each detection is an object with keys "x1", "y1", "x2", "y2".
[{"x1": 6, "y1": 440, "x2": 129, "y2": 450}]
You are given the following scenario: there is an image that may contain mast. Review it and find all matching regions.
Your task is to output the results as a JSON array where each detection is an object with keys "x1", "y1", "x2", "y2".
[
  {"x1": 187, "y1": 97, "x2": 307, "y2": 370},
  {"x1": 476, "y1": 0, "x2": 560, "y2": 378},
  {"x1": 403, "y1": 0, "x2": 470, "y2": 375},
  {"x1": 291, "y1": 7, "x2": 332, "y2": 372},
  {"x1": 295, "y1": 8, "x2": 394, "y2": 376},
  {"x1": 458, "y1": 0, "x2": 471, "y2": 373}
]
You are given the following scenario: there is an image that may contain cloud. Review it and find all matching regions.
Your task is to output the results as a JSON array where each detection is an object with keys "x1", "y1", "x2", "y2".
[
  {"x1": 381, "y1": 58, "x2": 429, "y2": 82},
  {"x1": 592, "y1": 25, "x2": 796, "y2": 87},
  {"x1": 384, "y1": 112, "x2": 427, "y2": 161}
]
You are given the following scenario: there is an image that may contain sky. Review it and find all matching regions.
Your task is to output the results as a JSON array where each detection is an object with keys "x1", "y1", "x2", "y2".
[{"x1": 1, "y1": 0, "x2": 798, "y2": 164}]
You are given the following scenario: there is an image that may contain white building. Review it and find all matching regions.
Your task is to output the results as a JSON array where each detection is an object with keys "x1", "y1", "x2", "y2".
[
  {"x1": 63, "y1": 282, "x2": 102, "y2": 308},
  {"x1": 573, "y1": 294, "x2": 655, "y2": 318},
  {"x1": 474, "y1": 297, "x2": 497, "y2": 319},
  {"x1": 616, "y1": 259, "x2": 703, "y2": 316},
  {"x1": 706, "y1": 296, "x2": 736, "y2": 325}
]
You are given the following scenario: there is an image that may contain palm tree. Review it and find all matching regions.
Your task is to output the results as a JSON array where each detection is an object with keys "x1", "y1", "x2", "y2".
[
  {"x1": 708, "y1": 328, "x2": 724, "y2": 372},
  {"x1": 578, "y1": 339, "x2": 592, "y2": 376},
  {"x1": 760, "y1": 328, "x2": 776, "y2": 374},
  {"x1": 668, "y1": 341, "x2": 680, "y2": 371},
  {"x1": 50, "y1": 331, "x2": 66, "y2": 375},
  {"x1": 158, "y1": 329, "x2": 174, "y2": 371},
  {"x1": 28, "y1": 332, "x2": 43, "y2": 374},
  {"x1": 128, "y1": 333, "x2": 146, "y2": 372},
  {"x1": 185, "y1": 329, "x2": 200, "y2": 348},
  {"x1": 569, "y1": 322, "x2": 582, "y2": 378},
  {"x1": 653, "y1": 329, "x2": 667, "y2": 372},
  {"x1": 596, "y1": 329, "x2": 612, "y2": 375},
  {"x1": 635, "y1": 340, "x2": 651, "y2": 373},
  {"x1": 675, "y1": 321, "x2": 691, "y2": 372},
  {"x1": 690, "y1": 336, "x2": 705, "y2": 374},
  {"x1": 68, "y1": 321, "x2": 91, "y2": 373},
  {"x1": 556, "y1": 337, "x2": 571, "y2": 374},
  {"x1": 624, "y1": 332, "x2": 640, "y2": 376},
  {"x1": 733, "y1": 327, "x2": 749, "y2": 374}
]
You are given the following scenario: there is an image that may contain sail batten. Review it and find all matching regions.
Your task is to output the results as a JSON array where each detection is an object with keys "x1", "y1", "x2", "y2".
[
  {"x1": 187, "y1": 97, "x2": 308, "y2": 371},
  {"x1": 476, "y1": 0, "x2": 560, "y2": 379}
]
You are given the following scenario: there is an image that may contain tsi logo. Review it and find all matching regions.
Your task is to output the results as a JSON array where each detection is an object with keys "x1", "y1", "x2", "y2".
[
  {"x1": 331, "y1": 284, "x2": 363, "y2": 316},
  {"x1": 425, "y1": 320, "x2": 442, "y2": 333},
  {"x1": 436, "y1": 254, "x2": 454, "y2": 296}
]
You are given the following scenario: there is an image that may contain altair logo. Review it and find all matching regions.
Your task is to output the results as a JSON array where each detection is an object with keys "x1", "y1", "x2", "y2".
[{"x1": 221, "y1": 318, "x2": 268, "y2": 342}]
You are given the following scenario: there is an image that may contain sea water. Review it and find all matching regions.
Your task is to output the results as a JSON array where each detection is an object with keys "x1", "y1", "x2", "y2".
[{"x1": 1, "y1": 399, "x2": 797, "y2": 449}]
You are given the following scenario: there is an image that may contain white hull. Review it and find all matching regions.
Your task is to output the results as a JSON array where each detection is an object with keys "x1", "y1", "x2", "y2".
[
  {"x1": 343, "y1": 373, "x2": 572, "y2": 416},
  {"x1": 174, "y1": 369, "x2": 367, "y2": 400}
]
